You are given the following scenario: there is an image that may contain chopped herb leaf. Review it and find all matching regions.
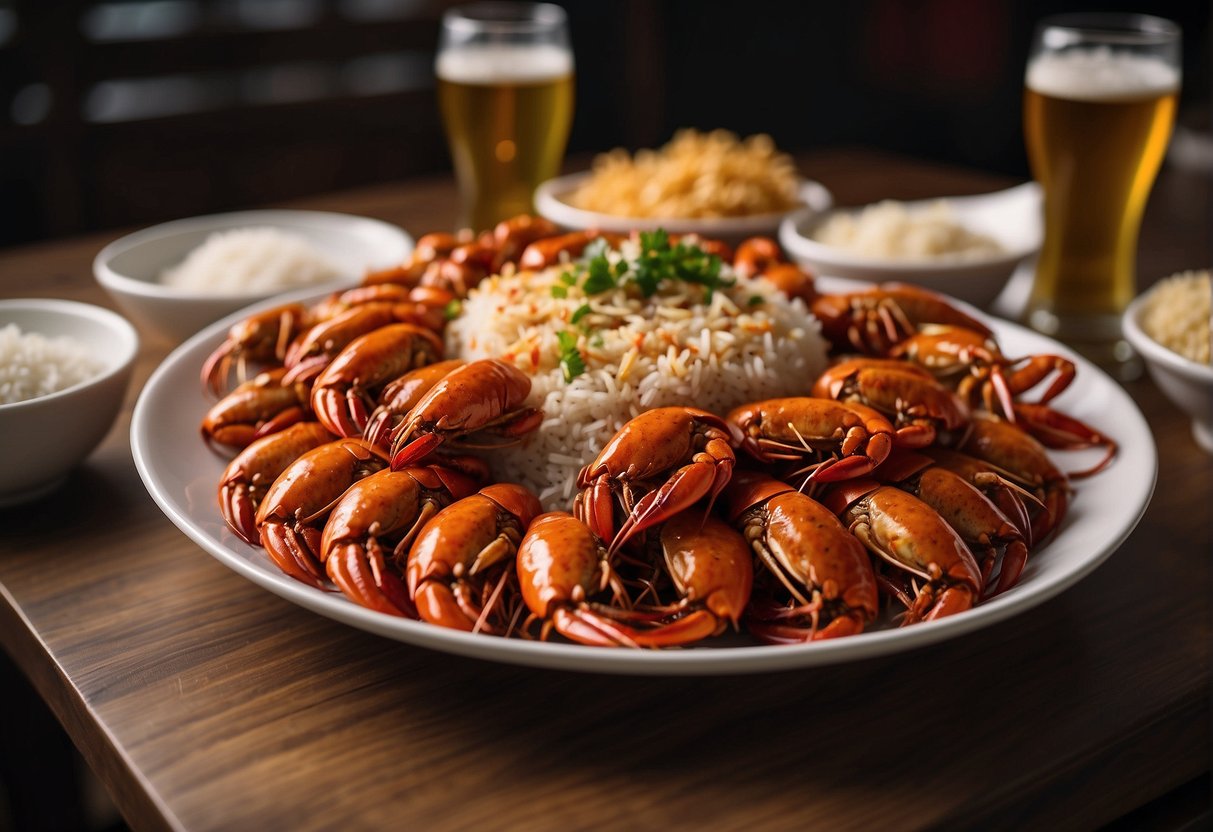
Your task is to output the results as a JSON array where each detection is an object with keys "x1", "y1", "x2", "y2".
[
  {"x1": 638, "y1": 228, "x2": 669, "y2": 254},
  {"x1": 570, "y1": 303, "x2": 591, "y2": 325},
  {"x1": 556, "y1": 330, "x2": 586, "y2": 382},
  {"x1": 443, "y1": 299, "x2": 462, "y2": 320},
  {"x1": 550, "y1": 284, "x2": 568, "y2": 299},
  {"x1": 557, "y1": 228, "x2": 734, "y2": 301},
  {"x1": 748, "y1": 294, "x2": 765, "y2": 306},
  {"x1": 582, "y1": 254, "x2": 617, "y2": 294}
]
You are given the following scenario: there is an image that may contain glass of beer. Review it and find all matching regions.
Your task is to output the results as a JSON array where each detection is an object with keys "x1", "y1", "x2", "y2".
[
  {"x1": 1023, "y1": 14, "x2": 1181, "y2": 364},
  {"x1": 436, "y1": 2, "x2": 575, "y2": 232}
]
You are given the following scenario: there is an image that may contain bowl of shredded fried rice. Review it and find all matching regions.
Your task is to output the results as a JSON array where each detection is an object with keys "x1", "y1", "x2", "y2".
[{"x1": 535, "y1": 129, "x2": 832, "y2": 244}]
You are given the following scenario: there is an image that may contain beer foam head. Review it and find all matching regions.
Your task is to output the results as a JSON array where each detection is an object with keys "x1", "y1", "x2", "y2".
[
  {"x1": 1027, "y1": 47, "x2": 1180, "y2": 102},
  {"x1": 436, "y1": 45, "x2": 573, "y2": 84}
]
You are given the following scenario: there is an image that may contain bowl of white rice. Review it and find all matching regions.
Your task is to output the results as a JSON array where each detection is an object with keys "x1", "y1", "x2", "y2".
[
  {"x1": 94, "y1": 210, "x2": 413, "y2": 343},
  {"x1": 0, "y1": 298, "x2": 139, "y2": 505},
  {"x1": 778, "y1": 182, "x2": 1042, "y2": 309},
  {"x1": 1123, "y1": 270, "x2": 1213, "y2": 453}
]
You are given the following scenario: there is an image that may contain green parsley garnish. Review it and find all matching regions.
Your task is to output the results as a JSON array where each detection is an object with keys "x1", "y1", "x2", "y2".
[
  {"x1": 443, "y1": 299, "x2": 462, "y2": 320},
  {"x1": 550, "y1": 284, "x2": 569, "y2": 299},
  {"x1": 581, "y1": 252, "x2": 617, "y2": 294},
  {"x1": 570, "y1": 303, "x2": 592, "y2": 326},
  {"x1": 748, "y1": 294, "x2": 765, "y2": 307},
  {"x1": 554, "y1": 229, "x2": 733, "y2": 302},
  {"x1": 556, "y1": 330, "x2": 586, "y2": 381}
]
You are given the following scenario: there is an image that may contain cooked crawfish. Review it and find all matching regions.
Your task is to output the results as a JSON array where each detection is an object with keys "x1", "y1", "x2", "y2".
[
  {"x1": 724, "y1": 471, "x2": 878, "y2": 642},
  {"x1": 516, "y1": 511, "x2": 751, "y2": 648},
  {"x1": 406, "y1": 483, "x2": 543, "y2": 633},
  {"x1": 217, "y1": 422, "x2": 335, "y2": 545},
  {"x1": 919, "y1": 446, "x2": 1040, "y2": 546},
  {"x1": 887, "y1": 325, "x2": 1075, "y2": 418},
  {"x1": 310, "y1": 322, "x2": 445, "y2": 437},
  {"x1": 201, "y1": 302, "x2": 310, "y2": 396},
  {"x1": 810, "y1": 357, "x2": 970, "y2": 449},
  {"x1": 389, "y1": 358, "x2": 543, "y2": 469},
  {"x1": 728, "y1": 397, "x2": 895, "y2": 485},
  {"x1": 811, "y1": 282, "x2": 993, "y2": 355},
  {"x1": 574, "y1": 406, "x2": 740, "y2": 554},
  {"x1": 875, "y1": 450, "x2": 1030, "y2": 597},
  {"x1": 284, "y1": 304, "x2": 399, "y2": 386},
  {"x1": 200, "y1": 367, "x2": 311, "y2": 451},
  {"x1": 832, "y1": 481, "x2": 983, "y2": 623},
  {"x1": 957, "y1": 415, "x2": 1071, "y2": 544},
  {"x1": 320, "y1": 464, "x2": 479, "y2": 616},
  {"x1": 360, "y1": 232, "x2": 463, "y2": 287},
  {"x1": 640, "y1": 510, "x2": 754, "y2": 644},
  {"x1": 515, "y1": 512, "x2": 636, "y2": 646},
  {"x1": 1009, "y1": 403, "x2": 1117, "y2": 478},
  {"x1": 417, "y1": 238, "x2": 499, "y2": 297},
  {"x1": 255, "y1": 438, "x2": 389, "y2": 587},
  {"x1": 490, "y1": 215, "x2": 561, "y2": 265},
  {"x1": 363, "y1": 359, "x2": 466, "y2": 450},
  {"x1": 282, "y1": 301, "x2": 445, "y2": 386},
  {"x1": 308, "y1": 283, "x2": 453, "y2": 327},
  {"x1": 733, "y1": 236, "x2": 816, "y2": 305},
  {"x1": 518, "y1": 230, "x2": 626, "y2": 271}
]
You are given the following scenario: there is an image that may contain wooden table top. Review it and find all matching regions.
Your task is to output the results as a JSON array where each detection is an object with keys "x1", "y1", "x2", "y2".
[{"x1": 0, "y1": 148, "x2": 1208, "y2": 831}]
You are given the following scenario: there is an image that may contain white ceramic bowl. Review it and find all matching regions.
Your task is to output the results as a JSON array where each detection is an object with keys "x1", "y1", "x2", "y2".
[
  {"x1": 94, "y1": 210, "x2": 413, "y2": 344},
  {"x1": 778, "y1": 182, "x2": 1042, "y2": 309},
  {"x1": 1122, "y1": 286, "x2": 1213, "y2": 452},
  {"x1": 0, "y1": 299, "x2": 139, "y2": 505},
  {"x1": 534, "y1": 171, "x2": 833, "y2": 245}
]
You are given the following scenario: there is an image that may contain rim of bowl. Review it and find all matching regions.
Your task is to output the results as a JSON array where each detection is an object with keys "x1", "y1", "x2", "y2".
[
  {"x1": 0, "y1": 298, "x2": 140, "y2": 411},
  {"x1": 1122, "y1": 289, "x2": 1213, "y2": 383},
  {"x1": 778, "y1": 187, "x2": 1039, "y2": 275},
  {"x1": 534, "y1": 171, "x2": 833, "y2": 235},
  {"x1": 93, "y1": 209, "x2": 410, "y2": 302}
]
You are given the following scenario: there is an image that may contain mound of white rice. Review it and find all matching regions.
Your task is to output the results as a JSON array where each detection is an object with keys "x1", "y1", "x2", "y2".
[
  {"x1": 813, "y1": 200, "x2": 1004, "y2": 261},
  {"x1": 448, "y1": 243, "x2": 828, "y2": 510},
  {"x1": 0, "y1": 324, "x2": 104, "y2": 405},
  {"x1": 161, "y1": 227, "x2": 342, "y2": 293}
]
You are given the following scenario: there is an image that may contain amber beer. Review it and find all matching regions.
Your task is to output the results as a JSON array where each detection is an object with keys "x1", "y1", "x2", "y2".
[
  {"x1": 437, "y1": 45, "x2": 574, "y2": 232},
  {"x1": 1024, "y1": 49, "x2": 1179, "y2": 340}
]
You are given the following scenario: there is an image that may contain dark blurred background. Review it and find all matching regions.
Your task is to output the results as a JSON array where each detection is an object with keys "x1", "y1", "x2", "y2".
[{"x1": 0, "y1": 0, "x2": 1207, "y2": 245}]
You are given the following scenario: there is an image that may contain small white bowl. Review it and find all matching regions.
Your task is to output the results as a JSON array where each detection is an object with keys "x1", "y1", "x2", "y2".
[
  {"x1": 534, "y1": 171, "x2": 833, "y2": 245},
  {"x1": 0, "y1": 299, "x2": 139, "y2": 506},
  {"x1": 1122, "y1": 287, "x2": 1213, "y2": 453},
  {"x1": 94, "y1": 210, "x2": 413, "y2": 343},
  {"x1": 778, "y1": 182, "x2": 1042, "y2": 309}
]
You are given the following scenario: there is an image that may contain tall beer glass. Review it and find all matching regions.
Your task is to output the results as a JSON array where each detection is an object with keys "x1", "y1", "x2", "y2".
[
  {"x1": 437, "y1": 3, "x2": 574, "y2": 232},
  {"x1": 1023, "y1": 14, "x2": 1180, "y2": 361}
]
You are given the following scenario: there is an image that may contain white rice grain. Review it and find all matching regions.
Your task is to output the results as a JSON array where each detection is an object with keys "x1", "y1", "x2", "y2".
[{"x1": 0, "y1": 324, "x2": 104, "y2": 405}]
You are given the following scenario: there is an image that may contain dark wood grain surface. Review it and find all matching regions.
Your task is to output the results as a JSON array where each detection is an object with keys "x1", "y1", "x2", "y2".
[{"x1": 0, "y1": 149, "x2": 1208, "y2": 831}]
